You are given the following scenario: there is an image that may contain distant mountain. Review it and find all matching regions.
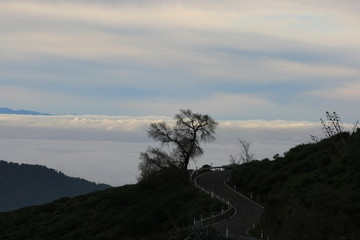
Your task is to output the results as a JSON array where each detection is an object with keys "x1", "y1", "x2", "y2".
[
  {"x1": 0, "y1": 107, "x2": 50, "y2": 115},
  {"x1": 0, "y1": 160, "x2": 110, "y2": 212}
]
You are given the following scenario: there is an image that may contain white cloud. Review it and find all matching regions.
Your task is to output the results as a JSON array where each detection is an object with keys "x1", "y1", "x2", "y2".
[
  {"x1": 0, "y1": 86, "x2": 90, "y2": 113},
  {"x1": 2, "y1": 0, "x2": 360, "y2": 64},
  {"x1": 0, "y1": 114, "x2": 327, "y2": 186},
  {"x1": 308, "y1": 82, "x2": 360, "y2": 100},
  {"x1": 265, "y1": 59, "x2": 360, "y2": 78},
  {"x1": 0, "y1": 31, "x2": 153, "y2": 62},
  {"x1": 0, "y1": 138, "x2": 144, "y2": 186},
  {"x1": 116, "y1": 93, "x2": 276, "y2": 118},
  {"x1": 1, "y1": 0, "x2": 360, "y2": 121},
  {"x1": 0, "y1": 114, "x2": 170, "y2": 135}
]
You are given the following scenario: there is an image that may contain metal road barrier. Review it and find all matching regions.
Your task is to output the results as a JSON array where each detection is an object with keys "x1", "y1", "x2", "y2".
[
  {"x1": 191, "y1": 167, "x2": 267, "y2": 240},
  {"x1": 193, "y1": 184, "x2": 235, "y2": 227}
]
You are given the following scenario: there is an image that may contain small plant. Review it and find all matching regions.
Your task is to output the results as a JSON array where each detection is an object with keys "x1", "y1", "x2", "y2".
[
  {"x1": 321, "y1": 111, "x2": 344, "y2": 138},
  {"x1": 310, "y1": 111, "x2": 353, "y2": 159}
]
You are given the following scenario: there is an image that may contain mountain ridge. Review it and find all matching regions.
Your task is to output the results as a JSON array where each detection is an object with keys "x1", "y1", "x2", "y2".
[
  {"x1": 0, "y1": 107, "x2": 50, "y2": 115},
  {"x1": 0, "y1": 160, "x2": 110, "y2": 212}
]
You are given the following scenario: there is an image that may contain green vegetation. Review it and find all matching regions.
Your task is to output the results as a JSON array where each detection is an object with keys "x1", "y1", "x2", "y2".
[
  {"x1": 231, "y1": 129, "x2": 360, "y2": 240},
  {"x1": 0, "y1": 168, "x2": 222, "y2": 240}
]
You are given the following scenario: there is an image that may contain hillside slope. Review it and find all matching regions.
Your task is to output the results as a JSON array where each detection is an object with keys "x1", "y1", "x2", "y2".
[
  {"x1": 0, "y1": 169, "x2": 222, "y2": 240},
  {"x1": 231, "y1": 130, "x2": 360, "y2": 240},
  {"x1": 0, "y1": 160, "x2": 110, "y2": 212}
]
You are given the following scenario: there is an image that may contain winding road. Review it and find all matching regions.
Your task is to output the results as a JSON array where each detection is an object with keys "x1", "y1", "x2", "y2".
[{"x1": 195, "y1": 170, "x2": 264, "y2": 240}]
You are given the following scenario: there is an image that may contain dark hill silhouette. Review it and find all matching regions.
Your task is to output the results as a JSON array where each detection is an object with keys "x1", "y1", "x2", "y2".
[
  {"x1": 231, "y1": 129, "x2": 360, "y2": 240},
  {"x1": 0, "y1": 107, "x2": 50, "y2": 115},
  {"x1": 0, "y1": 160, "x2": 110, "y2": 212},
  {"x1": 2, "y1": 126, "x2": 359, "y2": 239},
  {"x1": 0, "y1": 168, "x2": 222, "y2": 240}
]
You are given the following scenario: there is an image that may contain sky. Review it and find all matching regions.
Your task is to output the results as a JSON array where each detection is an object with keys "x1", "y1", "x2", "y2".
[{"x1": 1, "y1": 0, "x2": 359, "y2": 186}]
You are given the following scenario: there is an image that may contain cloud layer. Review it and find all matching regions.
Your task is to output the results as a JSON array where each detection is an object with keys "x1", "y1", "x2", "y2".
[
  {"x1": 0, "y1": 114, "x2": 328, "y2": 185},
  {"x1": 0, "y1": 0, "x2": 359, "y2": 121}
]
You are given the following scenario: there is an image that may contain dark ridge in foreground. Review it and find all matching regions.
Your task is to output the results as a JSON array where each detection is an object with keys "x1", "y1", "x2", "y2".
[
  {"x1": 231, "y1": 130, "x2": 360, "y2": 240},
  {"x1": 0, "y1": 160, "x2": 110, "y2": 212},
  {"x1": 0, "y1": 168, "x2": 222, "y2": 240}
]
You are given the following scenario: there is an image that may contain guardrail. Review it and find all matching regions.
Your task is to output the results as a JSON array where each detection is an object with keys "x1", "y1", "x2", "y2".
[
  {"x1": 223, "y1": 179, "x2": 267, "y2": 240},
  {"x1": 192, "y1": 173, "x2": 236, "y2": 228},
  {"x1": 193, "y1": 184, "x2": 235, "y2": 227},
  {"x1": 190, "y1": 165, "x2": 229, "y2": 181},
  {"x1": 192, "y1": 170, "x2": 266, "y2": 240}
]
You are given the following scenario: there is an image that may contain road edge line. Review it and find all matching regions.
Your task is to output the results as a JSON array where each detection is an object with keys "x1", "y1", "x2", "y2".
[
  {"x1": 194, "y1": 171, "x2": 238, "y2": 226},
  {"x1": 224, "y1": 178, "x2": 265, "y2": 209}
]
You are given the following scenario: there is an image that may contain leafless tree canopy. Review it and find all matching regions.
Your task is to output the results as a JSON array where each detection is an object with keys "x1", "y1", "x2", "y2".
[
  {"x1": 238, "y1": 138, "x2": 255, "y2": 163},
  {"x1": 229, "y1": 139, "x2": 255, "y2": 164},
  {"x1": 138, "y1": 109, "x2": 218, "y2": 181}
]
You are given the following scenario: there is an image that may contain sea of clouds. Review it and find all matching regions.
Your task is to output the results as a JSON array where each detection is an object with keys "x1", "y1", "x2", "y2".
[{"x1": 0, "y1": 114, "x2": 328, "y2": 186}]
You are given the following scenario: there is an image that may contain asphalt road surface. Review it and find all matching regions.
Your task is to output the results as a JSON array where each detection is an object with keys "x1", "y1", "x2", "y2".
[{"x1": 195, "y1": 170, "x2": 264, "y2": 240}]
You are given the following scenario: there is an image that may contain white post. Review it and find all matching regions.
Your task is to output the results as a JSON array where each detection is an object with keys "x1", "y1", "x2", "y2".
[
  {"x1": 193, "y1": 217, "x2": 196, "y2": 226},
  {"x1": 211, "y1": 190, "x2": 214, "y2": 198},
  {"x1": 261, "y1": 230, "x2": 264, "y2": 239},
  {"x1": 250, "y1": 191, "x2": 253, "y2": 200},
  {"x1": 226, "y1": 226, "x2": 229, "y2": 238}
]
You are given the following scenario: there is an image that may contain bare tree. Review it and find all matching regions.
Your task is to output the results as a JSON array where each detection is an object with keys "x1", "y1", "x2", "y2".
[
  {"x1": 351, "y1": 120, "x2": 359, "y2": 134},
  {"x1": 138, "y1": 147, "x2": 181, "y2": 181},
  {"x1": 138, "y1": 109, "x2": 218, "y2": 180},
  {"x1": 238, "y1": 138, "x2": 255, "y2": 163},
  {"x1": 229, "y1": 154, "x2": 237, "y2": 165},
  {"x1": 229, "y1": 139, "x2": 255, "y2": 164}
]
